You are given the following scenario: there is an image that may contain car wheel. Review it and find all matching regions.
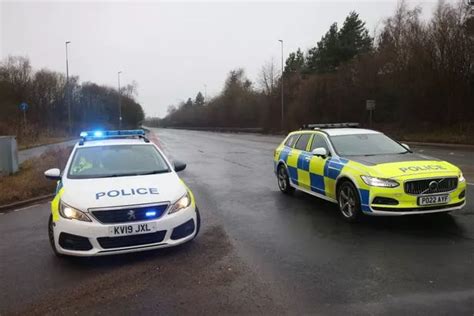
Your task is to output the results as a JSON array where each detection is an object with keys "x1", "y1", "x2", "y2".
[
  {"x1": 48, "y1": 214, "x2": 64, "y2": 258},
  {"x1": 192, "y1": 207, "x2": 201, "y2": 240},
  {"x1": 337, "y1": 181, "x2": 361, "y2": 222},
  {"x1": 277, "y1": 164, "x2": 294, "y2": 194}
]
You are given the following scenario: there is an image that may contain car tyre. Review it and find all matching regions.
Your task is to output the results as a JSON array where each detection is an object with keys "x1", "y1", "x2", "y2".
[
  {"x1": 277, "y1": 164, "x2": 294, "y2": 195},
  {"x1": 48, "y1": 214, "x2": 65, "y2": 258},
  {"x1": 337, "y1": 181, "x2": 362, "y2": 222},
  {"x1": 192, "y1": 207, "x2": 201, "y2": 240}
]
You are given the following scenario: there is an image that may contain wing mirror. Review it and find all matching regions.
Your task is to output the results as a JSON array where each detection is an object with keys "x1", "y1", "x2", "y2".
[
  {"x1": 44, "y1": 168, "x2": 61, "y2": 180},
  {"x1": 173, "y1": 160, "x2": 187, "y2": 172},
  {"x1": 401, "y1": 143, "x2": 410, "y2": 150},
  {"x1": 311, "y1": 147, "x2": 328, "y2": 158}
]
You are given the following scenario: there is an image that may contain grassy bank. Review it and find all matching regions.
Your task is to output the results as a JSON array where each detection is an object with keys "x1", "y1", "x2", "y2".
[{"x1": 0, "y1": 147, "x2": 72, "y2": 206}]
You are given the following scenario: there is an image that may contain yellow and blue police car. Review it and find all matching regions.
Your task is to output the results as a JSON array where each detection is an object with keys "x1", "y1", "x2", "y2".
[
  {"x1": 274, "y1": 123, "x2": 466, "y2": 221},
  {"x1": 44, "y1": 130, "x2": 200, "y2": 257}
]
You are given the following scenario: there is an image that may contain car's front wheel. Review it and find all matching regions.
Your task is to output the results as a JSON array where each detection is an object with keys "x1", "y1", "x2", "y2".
[
  {"x1": 48, "y1": 214, "x2": 64, "y2": 257},
  {"x1": 337, "y1": 181, "x2": 361, "y2": 222},
  {"x1": 277, "y1": 165, "x2": 294, "y2": 194}
]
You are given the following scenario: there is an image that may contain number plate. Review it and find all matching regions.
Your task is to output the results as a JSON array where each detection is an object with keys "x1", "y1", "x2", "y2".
[
  {"x1": 418, "y1": 194, "x2": 450, "y2": 206},
  {"x1": 109, "y1": 222, "x2": 157, "y2": 236}
]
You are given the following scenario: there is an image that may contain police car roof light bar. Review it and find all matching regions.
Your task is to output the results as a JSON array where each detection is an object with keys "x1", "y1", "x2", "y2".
[
  {"x1": 302, "y1": 122, "x2": 360, "y2": 130},
  {"x1": 79, "y1": 129, "x2": 148, "y2": 145}
]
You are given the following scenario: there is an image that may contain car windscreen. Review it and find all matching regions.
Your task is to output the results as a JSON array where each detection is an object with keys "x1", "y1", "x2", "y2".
[
  {"x1": 330, "y1": 133, "x2": 408, "y2": 156},
  {"x1": 67, "y1": 144, "x2": 170, "y2": 179}
]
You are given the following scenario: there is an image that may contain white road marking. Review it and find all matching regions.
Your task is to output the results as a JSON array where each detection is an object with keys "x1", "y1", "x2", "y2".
[{"x1": 9, "y1": 202, "x2": 50, "y2": 213}]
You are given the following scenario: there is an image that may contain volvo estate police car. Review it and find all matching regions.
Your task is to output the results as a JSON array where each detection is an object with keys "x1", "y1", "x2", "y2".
[
  {"x1": 274, "y1": 123, "x2": 466, "y2": 221},
  {"x1": 44, "y1": 130, "x2": 200, "y2": 256}
]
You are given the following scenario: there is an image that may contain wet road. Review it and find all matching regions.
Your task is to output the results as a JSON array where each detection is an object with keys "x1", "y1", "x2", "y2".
[
  {"x1": 19, "y1": 139, "x2": 78, "y2": 164},
  {"x1": 1, "y1": 128, "x2": 473, "y2": 315}
]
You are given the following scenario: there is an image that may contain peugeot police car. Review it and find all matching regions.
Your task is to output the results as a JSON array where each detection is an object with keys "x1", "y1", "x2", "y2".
[
  {"x1": 274, "y1": 123, "x2": 466, "y2": 221},
  {"x1": 44, "y1": 130, "x2": 200, "y2": 256}
]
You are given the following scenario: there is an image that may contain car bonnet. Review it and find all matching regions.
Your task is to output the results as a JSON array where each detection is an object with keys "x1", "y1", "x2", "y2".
[
  {"x1": 347, "y1": 153, "x2": 459, "y2": 179},
  {"x1": 60, "y1": 172, "x2": 186, "y2": 211}
]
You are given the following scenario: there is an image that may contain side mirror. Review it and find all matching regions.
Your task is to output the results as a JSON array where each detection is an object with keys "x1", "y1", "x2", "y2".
[
  {"x1": 173, "y1": 160, "x2": 187, "y2": 172},
  {"x1": 311, "y1": 147, "x2": 328, "y2": 158},
  {"x1": 44, "y1": 168, "x2": 61, "y2": 180},
  {"x1": 401, "y1": 143, "x2": 410, "y2": 150}
]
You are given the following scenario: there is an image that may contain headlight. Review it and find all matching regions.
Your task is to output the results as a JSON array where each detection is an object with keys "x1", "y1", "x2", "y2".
[
  {"x1": 361, "y1": 175, "x2": 399, "y2": 188},
  {"x1": 168, "y1": 192, "x2": 191, "y2": 214},
  {"x1": 459, "y1": 172, "x2": 465, "y2": 182},
  {"x1": 59, "y1": 201, "x2": 91, "y2": 222}
]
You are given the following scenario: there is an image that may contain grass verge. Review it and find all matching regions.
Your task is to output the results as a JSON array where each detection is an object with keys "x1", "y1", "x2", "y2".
[{"x1": 0, "y1": 147, "x2": 72, "y2": 206}]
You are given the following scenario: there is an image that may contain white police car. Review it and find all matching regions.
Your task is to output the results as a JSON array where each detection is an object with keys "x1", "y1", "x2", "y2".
[{"x1": 44, "y1": 130, "x2": 200, "y2": 257}]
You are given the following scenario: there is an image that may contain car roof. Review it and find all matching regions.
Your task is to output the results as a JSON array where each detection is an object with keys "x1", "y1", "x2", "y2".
[
  {"x1": 76, "y1": 138, "x2": 153, "y2": 148},
  {"x1": 323, "y1": 128, "x2": 381, "y2": 136},
  {"x1": 291, "y1": 128, "x2": 380, "y2": 137}
]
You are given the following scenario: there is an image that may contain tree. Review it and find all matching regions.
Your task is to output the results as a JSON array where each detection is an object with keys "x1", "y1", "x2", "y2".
[
  {"x1": 284, "y1": 48, "x2": 306, "y2": 74},
  {"x1": 338, "y1": 11, "x2": 373, "y2": 62},
  {"x1": 195, "y1": 92, "x2": 205, "y2": 106},
  {"x1": 307, "y1": 22, "x2": 340, "y2": 73},
  {"x1": 184, "y1": 98, "x2": 193, "y2": 108},
  {"x1": 259, "y1": 59, "x2": 278, "y2": 96}
]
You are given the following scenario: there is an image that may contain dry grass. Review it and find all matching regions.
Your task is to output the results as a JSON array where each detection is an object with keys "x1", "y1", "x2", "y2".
[{"x1": 0, "y1": 147, "x2": 72, "y2": 205}]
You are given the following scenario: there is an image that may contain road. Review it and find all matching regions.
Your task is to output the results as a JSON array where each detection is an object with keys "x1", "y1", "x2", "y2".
[
  {"x1": 1, "y1": 128, "x2": 473, "y2": 315},
  {"x1": 18, "y1": 139, "x2": 78, "y2": 164}
]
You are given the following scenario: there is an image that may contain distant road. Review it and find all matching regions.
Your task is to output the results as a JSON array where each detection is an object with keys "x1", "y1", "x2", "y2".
[
  {"x1": 1, "y1": 129, "x2": 473, "y2": 314},
  {"x1": 18, "y1": 139, "x2": 77, "y2": 163}
]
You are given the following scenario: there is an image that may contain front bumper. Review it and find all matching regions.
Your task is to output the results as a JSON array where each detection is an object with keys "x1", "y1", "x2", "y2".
[
  {"x1": 363, "y1": 181, "x2": 466, "y2": 216},
  {"x1": 52, "y1": 205, "x2": 198, "y2": 256}
]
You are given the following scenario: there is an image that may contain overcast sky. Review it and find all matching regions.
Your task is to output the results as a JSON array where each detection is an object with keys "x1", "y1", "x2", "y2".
[{"x1": 1, "y1": 0, "x2": 451, "y2": 117}]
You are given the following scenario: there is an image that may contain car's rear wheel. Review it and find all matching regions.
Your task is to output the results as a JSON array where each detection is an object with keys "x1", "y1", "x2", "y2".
[
  {"x1": 48, "y1": 214, "x2": 64, "y2": 257},
  {"x1": 337, "y1": 181, "x2": 361, "y2": 222},
  {"x1": 277, "y1": 165, "x2": 294, "y2": 194}
]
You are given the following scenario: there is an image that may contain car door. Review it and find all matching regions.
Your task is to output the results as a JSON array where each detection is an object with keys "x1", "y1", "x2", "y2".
[
  {"x1": 308, "y1": 133, "x2": 331, "y2": 196},
  {"x1": 291, "y1": 133, "x2": 313, "y2": 188}
]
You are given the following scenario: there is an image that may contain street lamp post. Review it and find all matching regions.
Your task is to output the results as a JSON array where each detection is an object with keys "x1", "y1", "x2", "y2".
[
  {"x1": 278, "y1": 39, "x2": 284, "y2": 132},
  {"x1": 118, "y1": 71, "x2": 122, "y2": 129},
  {"x1": 65, "y1": 41, "x2": 71, "y2": 134}
]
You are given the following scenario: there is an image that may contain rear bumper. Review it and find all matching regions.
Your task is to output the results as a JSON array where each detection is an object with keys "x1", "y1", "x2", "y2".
[{"x1": 53, "y1": 205, "x2": 198, "y2": 256}]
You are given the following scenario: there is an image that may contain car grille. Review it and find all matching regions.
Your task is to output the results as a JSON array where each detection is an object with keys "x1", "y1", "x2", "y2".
[
  {"x1": 97, "y1": 231, "x2": 167, "y2": 249},
  {"x1": 91, "y1": 204, "x2": 169, "y2": 224},
  {"x1": 404, "y1": 177, "x2": 458, "y2": 195}
]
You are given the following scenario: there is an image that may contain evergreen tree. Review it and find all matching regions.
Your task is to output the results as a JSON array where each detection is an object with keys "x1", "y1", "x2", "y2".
[
  {"x1": 285, "y1": 48, "x2": 306, "y2": 74},
  {"x1": 338, "y1": 11, "x2": 373, "y2": 61},
  {"x1": 195, "y1": 91, "x2": 205, "y2": 106}
]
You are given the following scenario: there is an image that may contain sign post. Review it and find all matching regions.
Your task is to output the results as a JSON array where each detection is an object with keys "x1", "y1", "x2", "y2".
[
  {"x1": 366, "y1": 100, "x2": 376, "y2": 127},
  {"x1": 19, "y1": 102, "x2": 29, "y2": 129}
]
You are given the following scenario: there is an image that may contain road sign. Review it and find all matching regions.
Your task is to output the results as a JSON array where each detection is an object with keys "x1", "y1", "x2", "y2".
[
  {"x1": 366, "y1": 100, "x2": 376, "y2": 111},
  {"x1": 19, "y1": 102, "x2": 29, "y2": 112}
]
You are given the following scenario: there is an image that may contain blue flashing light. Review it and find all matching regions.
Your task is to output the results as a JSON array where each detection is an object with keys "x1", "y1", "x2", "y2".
[
  {"x1": 79, "y1": 129, "x2": 145, "y2": 139},
  {"x1": 145, "y1": 211, "x2": 157, "y2": 217}
]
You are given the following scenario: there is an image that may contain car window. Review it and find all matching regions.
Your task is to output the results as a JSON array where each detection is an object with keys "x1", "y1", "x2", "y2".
[
  {"x1": 310, "y1": 133, "x2": 330, "y2": 152},
  {"x1": 284, "y1": 134, "x2": 299, "y2": 148},
  {"x1": 294, "y1": 133, "x2": 311, "y2": 151},
  {"x1": 330, "y1": 133, "x2": 409, "y2": 156},
  {"x1": 68, "y1": 144, "x2": 170, "y2": 179}
]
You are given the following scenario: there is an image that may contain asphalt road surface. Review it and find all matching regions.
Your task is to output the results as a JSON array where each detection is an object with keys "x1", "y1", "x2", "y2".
[
  {"x1": 18, "y1": 139, "x2": 78, "y2": 164},
  {"x1": 1, "y1": 128, "x2": 473, "y2": 315}
]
